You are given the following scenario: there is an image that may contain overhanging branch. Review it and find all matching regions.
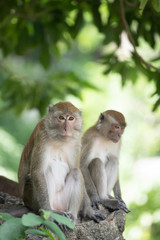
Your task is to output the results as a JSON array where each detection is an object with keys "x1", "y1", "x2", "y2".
[{"x1": 119, "y1": 0, "x2": 160, "y2": 73}]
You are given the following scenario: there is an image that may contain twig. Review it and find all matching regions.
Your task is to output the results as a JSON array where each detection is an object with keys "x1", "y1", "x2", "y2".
[{"x1": 119, "y1": 0, "x2": 160, "y2": 73}]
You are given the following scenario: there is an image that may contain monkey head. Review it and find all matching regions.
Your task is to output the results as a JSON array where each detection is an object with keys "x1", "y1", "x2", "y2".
[
  {"x1": 46, "y1": 101, "x2": 82, "y2": 137},
  {"x1": 97, "y1": 110, "x2": 126, "y2": 143}
]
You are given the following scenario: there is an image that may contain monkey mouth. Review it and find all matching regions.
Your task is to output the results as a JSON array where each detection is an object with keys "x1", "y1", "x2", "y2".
[
  {"x1": 111, "y1": 135, "x2": 120, "y2": 143},
  {"x1": 61, "y1": 130, "x2": 72, "y2": 137}
]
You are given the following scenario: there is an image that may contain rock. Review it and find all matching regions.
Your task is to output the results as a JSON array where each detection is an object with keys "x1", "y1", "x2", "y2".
[
  {"x1": 0, "y1": 192, "x2": 126, "y2": 240},
  {"x1": 65, "y1": 207, "x2": 125, "y2": 240}
]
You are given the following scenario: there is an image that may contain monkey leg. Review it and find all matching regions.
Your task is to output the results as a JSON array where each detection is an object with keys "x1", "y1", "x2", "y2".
[
  {"x1": 88, "y1": 158, "x2": 107, "y2": 208},
  {"x1": 89, "y1": 158, "x2": 107, "y2": 199},
  {"x1": 23, "y1": 175, "x2": 33, "y2": 209},
  {"x1": 54, "y1": 168, "x2": 84, "y2": 224},
  {"x1": 66, "y1": 169, "x2": 84, "y2": 221},
  {"x1": 105, "y1": 158, "x2": 118, "y2": 195},
  {"x1": 80, "y1": 187, "x2": 106, "y2": 223},
  {"x1": 88, "y1": 158, "x2": 126, "y2": 212}
]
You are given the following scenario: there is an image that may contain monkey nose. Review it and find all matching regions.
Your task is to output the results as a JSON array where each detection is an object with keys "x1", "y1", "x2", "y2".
[{"x1": 118, "y1": 132, "x2": 121, "y2": 137}]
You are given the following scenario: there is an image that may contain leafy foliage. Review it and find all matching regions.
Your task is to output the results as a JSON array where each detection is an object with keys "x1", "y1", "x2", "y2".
[
  {"x1": 0, "y1": 0, "x2": 160, "y2": 113},
  {"x1": 139, "y1": 0, "x2": 149, "y2": 15},
  {"x1": 0, "y1": 67, "x2": 95, "y2": 115},
  {"x1": 0, "y1": 210, "x2": 74, "y2": 240},
  {"x1": 126, "y1": 185, "x2": 160, "y2": 240}
]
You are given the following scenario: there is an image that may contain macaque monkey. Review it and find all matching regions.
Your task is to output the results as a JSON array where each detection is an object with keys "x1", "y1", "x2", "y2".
[
  {"x1": 18, "y1": 102, "x2": 104, "y2": 225},
  {"x1": 0, "y1": 176, "x2": 20, "y2": 198},
  {"x1": 80, "y1": 110, "x2": 130, "y2": 213}
]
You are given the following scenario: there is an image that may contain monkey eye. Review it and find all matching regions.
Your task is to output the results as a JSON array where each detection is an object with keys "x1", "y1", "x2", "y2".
[
  {"x1": 68, "y1": 116, "x2": 74, "y2": 121},
  {"x1": 59, "y1": 115, "x2": 65, "y2": 120},
  {"x1": 115, "y1": 125, "x2": 120, "y2": 129}
]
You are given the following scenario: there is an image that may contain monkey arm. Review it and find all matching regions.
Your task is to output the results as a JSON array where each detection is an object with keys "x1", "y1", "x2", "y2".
[
  {"x1": 18, "y1": 121, "x2": 42, "y2": 197},
  {"x1": 31, "y1": 169, "x2": 52, "y2": 212},
  {"x1": 113, "y1": 180, "x2": 122, "y2": 199},
  {"x1": 25, "y1": 144, "x2": 52, "y2": 212},
  {"x1": 81, "y1": 184, "x2": 106, "y2": 222}
]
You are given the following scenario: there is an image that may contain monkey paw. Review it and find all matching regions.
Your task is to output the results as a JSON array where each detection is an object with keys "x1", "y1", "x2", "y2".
[
  {"x1": 92, "y1": 211, "x2": 106, "y2": 223},
  {"x1": 63, "y1": 211, "x2": 74, "y2": 221},
  {"x1": 117, "y1": 198, "x2": 130, "y2": 213}
]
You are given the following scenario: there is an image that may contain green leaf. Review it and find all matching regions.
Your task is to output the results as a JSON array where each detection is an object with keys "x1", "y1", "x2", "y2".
[
  {"x1": 0, "y1": 212, "x2": 14, "y2": 221},
  {"x1": 40, "y1": 227, "x2": 56, "y2": 240},
  {"x1": 43, "y1": 220, "x2": 66, "y2": 240},
  {"x1": 22, "y1": 213, "x2": 44, "y2": 227},
  {"x1": 152, "y1": 98, "x2": 160, "y2": 111},
  {"x1": 50, "y1": 213, "x2": 74, "y2": 230},
  {"x1": 70, "y1": 10, "x2": 83, "y2": 38},
  {"x1": 40, "y1": 209, "x2": 74, "y2": 230},
  {"x1": 25, "y1": 229, "x2": 48, "y2": 237},
  {"x1": 152, "y1": 0, "x2": 160, "y2": 13},
  {"x1": 40, "y1": 209, "x2": 51, "y2": 220},
  {"x1": 91, "y1": 1, "x2": 103, "y2": 32},
  {"x1": 139, "y1": 0, "x2": 149, "y2": 15},
  {"x1": 0, "y1": 218, "x2": 26, "y2": 240}
]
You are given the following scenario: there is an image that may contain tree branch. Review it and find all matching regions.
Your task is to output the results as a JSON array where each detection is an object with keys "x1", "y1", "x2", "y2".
[{"x1": 119, "y1": 0, "x2": 160, "y2": 73}]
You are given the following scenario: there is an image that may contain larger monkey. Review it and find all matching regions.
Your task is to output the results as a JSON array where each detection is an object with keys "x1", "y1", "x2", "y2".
[
  {"x1": 80, "y1": 110, "x2": 130, "y2": 213},
  {"x1": 18, "y1": 102, "x2": 104, "y2": 224}
]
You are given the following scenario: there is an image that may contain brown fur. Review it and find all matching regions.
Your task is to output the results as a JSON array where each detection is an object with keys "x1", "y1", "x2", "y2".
[
  {"x1": 80, "y1": 110, "x2": 130, "y2": 213},
  {"x1": 105, "y1": 110, "x2": 126, "y2": 127},
  {"x1": 18, "y1": 102, "x2": 104, "y2": 223},
  {"x1": 0, "y1": 176, "x2": 20, "y2": 198},
  {"x1": 53, "y1": 102, "x2": 80, "y2": 113}
]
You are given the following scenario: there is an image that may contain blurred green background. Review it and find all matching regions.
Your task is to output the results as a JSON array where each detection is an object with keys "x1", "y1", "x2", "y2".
[{"x1": 0, "y1": 0, "x2": 160, "y2": 239}]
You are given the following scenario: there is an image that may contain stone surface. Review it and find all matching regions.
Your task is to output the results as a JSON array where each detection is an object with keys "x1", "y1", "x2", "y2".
[
  {"x1": 65, "y1": 208, "x2": 125, "y2": 240},
  {"x1": 0, "y1": 192, "x2": 126, "y2": 240}
]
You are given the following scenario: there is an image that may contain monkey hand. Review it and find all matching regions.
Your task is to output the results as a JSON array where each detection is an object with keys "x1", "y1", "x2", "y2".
[
  {"x1": 61, "y1": 211, "x2": 74, "y2": 220},
  {"x1": 90, "y1": 211, "x2": 106, "y2": 223},
  {"x1": 90, "y1": 194, "x2": 100, "y2": 210},
  {"x1": 51, "y1": 209, "x2": 74, "y2": 220},
  {"x1": 117, "y1": 198, "x2": 130, "y2": 213},
  {"x1": 81, "y1": 206, "x2": 106, "y2": 223}
]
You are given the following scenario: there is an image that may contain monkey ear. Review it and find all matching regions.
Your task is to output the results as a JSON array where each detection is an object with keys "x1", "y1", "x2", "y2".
[
  {"x1": 48, "y1": 105, "x2": 54, "y2": 112},
  {"x1": 98, "y1": 113, "x2": 104, "y2": 124}
]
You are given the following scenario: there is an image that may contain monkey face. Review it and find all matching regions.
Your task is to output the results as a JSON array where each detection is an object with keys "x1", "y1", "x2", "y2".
[
  {"x1": 98, "y1": 110, "x2": 126, "y2": 143},
  {"x1": 56, "y1": 114, "x2": 77, "y2": 136},
  {"x1": 47, "y1": 102, "x2": 82, "y2": 137},
  {"x1": 108, "y1": 123, "x2": 125, "y2": 143}
]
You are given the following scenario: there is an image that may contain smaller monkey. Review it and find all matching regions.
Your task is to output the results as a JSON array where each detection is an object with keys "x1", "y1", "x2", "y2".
[{"x1": 80, "y1": 110, "x2": 130, "y2": 213}]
